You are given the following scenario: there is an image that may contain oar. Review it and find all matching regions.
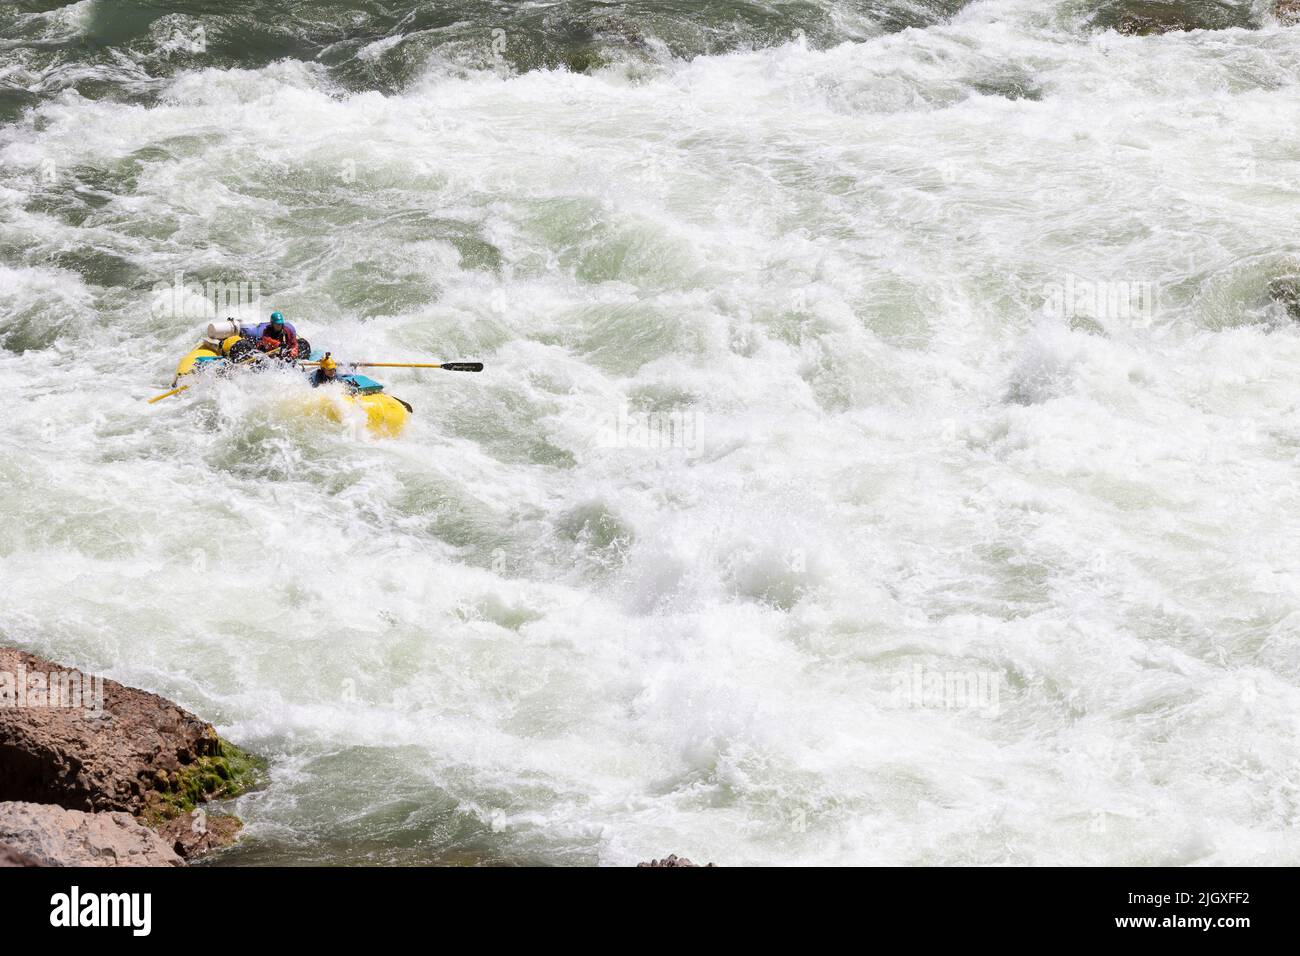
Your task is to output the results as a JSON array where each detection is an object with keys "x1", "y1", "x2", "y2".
[
  {"x1": 146, "y1": 351, "x2": 276, "y2": 403},
  {"x1": 147, "y1": 383, "x2": 191, "y2": 404},
  {"x1": 300, "y1": 361, "x2": 484, "y2": 372}
]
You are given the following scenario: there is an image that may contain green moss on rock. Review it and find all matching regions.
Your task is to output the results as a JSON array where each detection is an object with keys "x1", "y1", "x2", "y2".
[{"x1": 142, "y1": 738, "x2": 265, "y2": 825}]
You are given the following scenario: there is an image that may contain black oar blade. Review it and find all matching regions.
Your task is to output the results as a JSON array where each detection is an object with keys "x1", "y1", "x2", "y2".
[{"x1": 441, "y1": 362, "x2": 483, "y2": 372}]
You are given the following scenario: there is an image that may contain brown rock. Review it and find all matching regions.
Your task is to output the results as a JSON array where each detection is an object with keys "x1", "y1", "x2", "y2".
[
  {"x1": 0, "y1": 646, "x2": 223, "y2": 814},
  {"x1": 0, "y1": 842, "x2": 42, "y2": 866},
  {"x1": 637, "y1": 853, "x2": 715, "y2": 867},
  {"x1": 1281, "y1": 1, "x2": 1300, "y2": 24},
  {"x1": 0, "y1": 801, "x2": 182, "y2": 867},
  {"x1": 153, "y1": 811, "x2": 243, "y2": 860}
]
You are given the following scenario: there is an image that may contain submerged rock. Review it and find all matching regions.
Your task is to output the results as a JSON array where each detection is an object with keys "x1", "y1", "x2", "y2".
[
  {"x1": 1280, "y1": 1, "x2": 1300, "y2": 24},
  {"x1": 1269, "y1": 275, "x2": 1300, "y2": 320},
  {"x1": 153, "y1": 811, "x2": 244, "y2": 861},
  {"x1": 0, "y1": 801, "x2": 182, "y2": 867},
  {"x1": 1090, "y1": 1, "x2": 1261, "y2": 35},
  {"x1": 637, "y1": 853, "x2": 715, "y2": 867}
]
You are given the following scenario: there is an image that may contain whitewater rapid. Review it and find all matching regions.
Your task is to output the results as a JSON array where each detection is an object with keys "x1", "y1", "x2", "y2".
[{"x1": 2, "y1": 0, "x2": 1300, "y2": 864}]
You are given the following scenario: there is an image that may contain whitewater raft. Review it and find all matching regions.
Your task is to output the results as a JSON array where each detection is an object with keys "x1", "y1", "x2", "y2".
[{"x1": 173, "y1": 321, "x2": 411, "y2": 437}]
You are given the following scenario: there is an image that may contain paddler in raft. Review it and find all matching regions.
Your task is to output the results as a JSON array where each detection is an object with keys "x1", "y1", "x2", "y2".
[
  {"x1": 310, "y1": 353, "x2": 340, "y2": 387},
  {"x1": 257, "y1": 311, "x2": 300, "y2": 360}
]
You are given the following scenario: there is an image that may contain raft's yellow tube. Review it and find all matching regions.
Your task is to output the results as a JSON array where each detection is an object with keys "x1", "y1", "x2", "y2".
[
  {"x1": 300, "y1": 391, "x2": 411, "y2": 437},
  {"x1": 174, "y1": 342, "x2": 221, "y2": 379},
  {"x1": 172, "y1": 344, "x2": 411, "y2": 437},
  {"x1": 354, "y1": 393, "x2": 410, "y2": 437}
]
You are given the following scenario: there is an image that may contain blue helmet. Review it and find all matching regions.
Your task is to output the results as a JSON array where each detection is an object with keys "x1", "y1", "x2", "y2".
[{"x1": 270, "y1": 311, "x2": 285, "y2": 326}]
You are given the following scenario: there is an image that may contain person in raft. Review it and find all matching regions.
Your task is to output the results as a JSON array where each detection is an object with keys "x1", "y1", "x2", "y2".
[
  {"x1": 310, "y1": 352, "x2": 340, "y2": 387},
  {"x1": 258, "y1": 311, "x2": 299, "y2": 359}
]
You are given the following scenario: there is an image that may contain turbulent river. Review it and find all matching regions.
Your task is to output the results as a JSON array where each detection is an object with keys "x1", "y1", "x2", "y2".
[{"x1": 2, "y1": 0, "x2": 1300, "y2": 865}]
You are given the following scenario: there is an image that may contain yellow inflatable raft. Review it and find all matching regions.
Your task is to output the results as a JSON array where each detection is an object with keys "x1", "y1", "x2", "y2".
[{"x1": 172, "y1": 323, "x2": 411, "y2": 437}]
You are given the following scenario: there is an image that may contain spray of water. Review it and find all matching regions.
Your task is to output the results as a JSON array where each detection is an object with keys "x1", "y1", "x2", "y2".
[{"x1": 2, "y1": 0, "x2": 1299, "y2": 864}]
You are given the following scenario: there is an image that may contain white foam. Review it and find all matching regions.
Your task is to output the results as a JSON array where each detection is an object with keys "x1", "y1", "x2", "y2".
[{"x1": 3, "y1": 1, "x2": 1300, "y2": 865}]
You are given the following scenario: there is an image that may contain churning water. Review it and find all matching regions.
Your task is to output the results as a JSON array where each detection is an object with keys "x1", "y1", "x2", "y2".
[{"x1": 2, "y1": 0, "x2": 1300, "y2": 864}]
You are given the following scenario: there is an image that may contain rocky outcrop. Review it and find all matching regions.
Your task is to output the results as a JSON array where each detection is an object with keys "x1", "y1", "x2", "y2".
[
  {"x1": 1279, "y1": 1, "x2": 1300, "y2": 24},
  {"x1": 0, "y1": 802, "x2": 182, "y2": 867},
  {"x1": 0, "y1": 646, "x2": 252, "y2": 815},
  {"x1": 637, "y1": 853, "x2": 715, "y2": 867},
  {"x1": 1090, "y1": 1, "x2": 1260, "y2": 35},
  {"x1": 0, "y1": 646, "x2": 259, "y2": 863}
]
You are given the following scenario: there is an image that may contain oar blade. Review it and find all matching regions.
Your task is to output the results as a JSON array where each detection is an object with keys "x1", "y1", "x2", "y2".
[{"x1": 440, "y1": 362, "x2": 483, "y2": 372}]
